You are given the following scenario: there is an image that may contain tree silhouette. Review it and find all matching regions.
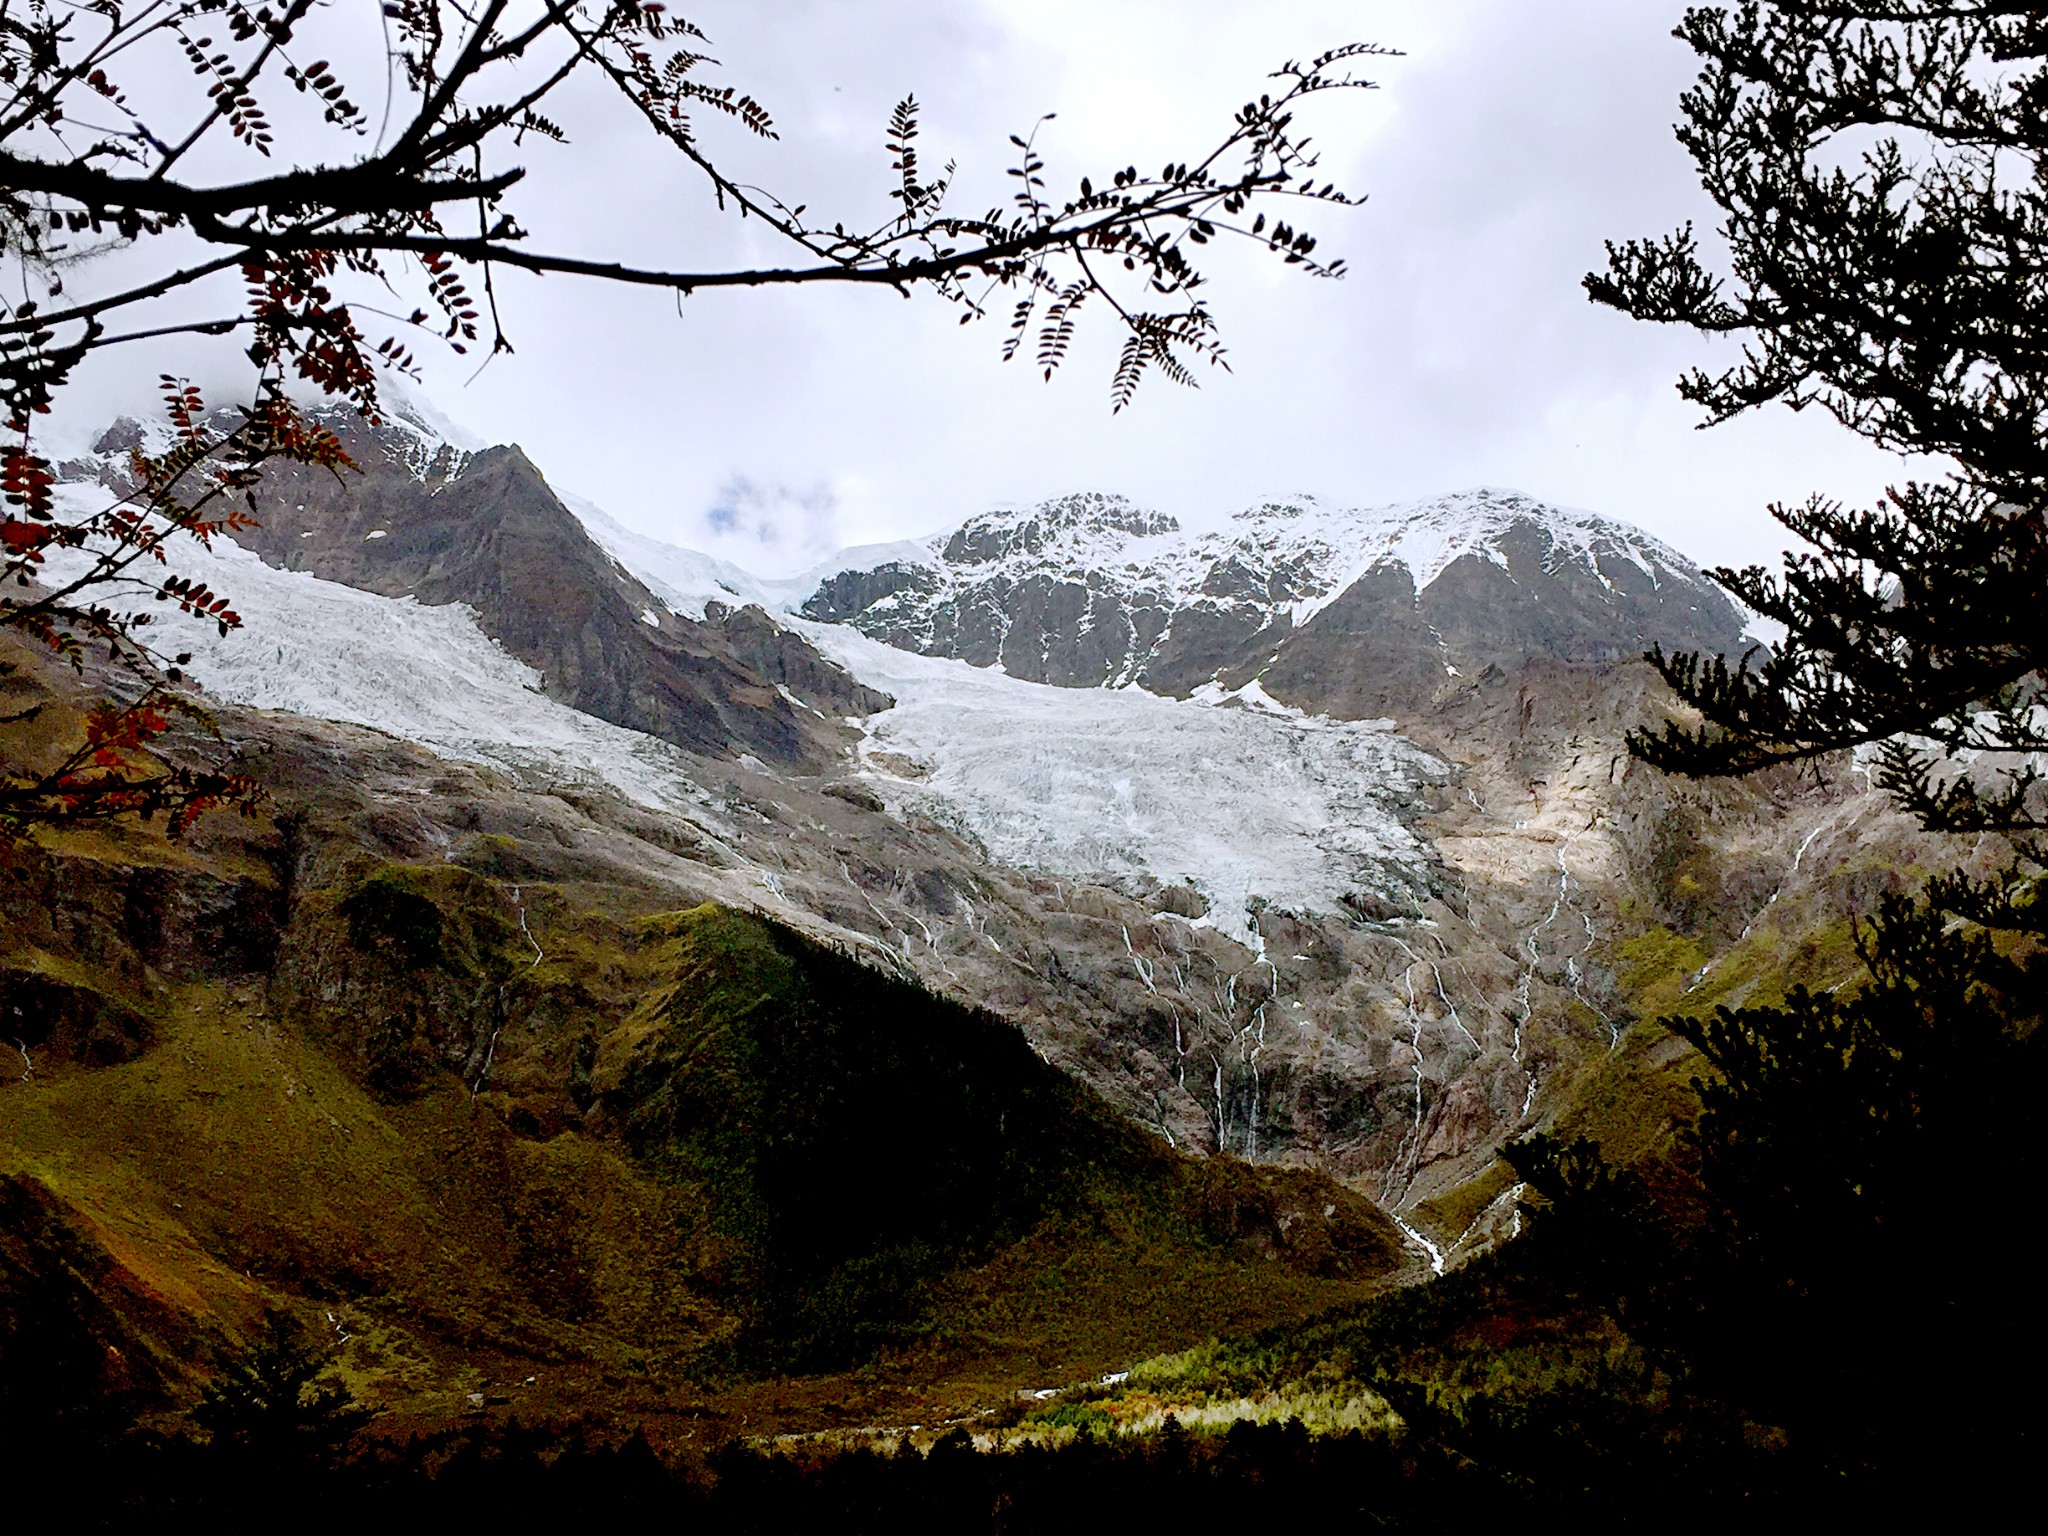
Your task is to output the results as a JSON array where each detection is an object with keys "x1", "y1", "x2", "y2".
[
  {"x1": 1590, "y1": 1, "x2": 2047, "y2": 833},
  {"x1": 193, "y1": 1310, "x2": 371, "y2": 1466},
  {"x1": 1521, "y1": 2, "x2": 2048, "y2": 1484}
]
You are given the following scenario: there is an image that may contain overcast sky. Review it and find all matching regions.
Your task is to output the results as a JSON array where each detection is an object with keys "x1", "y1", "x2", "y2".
[{"x1": 69, "y1": 0, "x2": 1924, "y2": 577}]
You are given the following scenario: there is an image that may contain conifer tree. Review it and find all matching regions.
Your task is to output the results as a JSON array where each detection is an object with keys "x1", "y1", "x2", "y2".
[
  {"x1": 193, "y1": 1311, "x2": 371, "y2": 1466},
  {"x1": 1591, "y1": 1, "x2": 2048, "y2": 833},
  {"x1": 1512, "y1": 1, "x2": 2048, "y2": 1481}
]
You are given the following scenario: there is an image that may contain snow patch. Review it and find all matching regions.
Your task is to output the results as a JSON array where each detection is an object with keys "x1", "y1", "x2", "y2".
[
  {"x1": 379, "y1": 378, "x2": 490, "y2": 456},
  {"x1": 558, "y1": 491, "x2": 775, "y2": 621}
]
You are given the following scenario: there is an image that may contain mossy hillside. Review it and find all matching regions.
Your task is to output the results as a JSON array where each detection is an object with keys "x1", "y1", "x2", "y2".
[
  {"x1": 1554, "y1": 894, "x2": 1873, "y2": 1171},
  {"x1": 340, "y1": 868, "x2": 456, "y2": 969},
  {"x1": 0, "y1": 827, "x2": 730, "y2": 1418},
  {"x1": 1405, "y1": 1158, "x2": 1518, "y2": 1253},
  {"x1": 604, "y1": 905, "x2": 1408, "y2": 1371},
  {"x1": 1018, "y1": 1242, "x2": 1651, "y2": 1462},
  {"x1": 3, "y1": 845, "x2": 1412, "y2": 1435},
  {"x1": 0, "y1": 641, "x2": 1417, "y2": 1434},
  {"x1": 0, "y1": 1166, "x2": 207, "y2": 1431},
  {"x1": 616, "y1": 903, "x2": 1120, "y2": 1260},
  {"x1": 273, "y1": 854, "x2": 661, "y2": 1123},
  {"x1": 1391, "y1": 889, "x2": 1824, "y2": 1259},
  {"x1": 276, "y1": 862, "x2": 532, "y2": 1100},
  {"x1": 0, "y1": 970, "x2": 722, "y2": 1403},
  {"x1": 1611, "y1": 898, "x2": 1864, "y2": 1023},
  {"x1": 919, "y1": 1159, "x2": 1409, "y2": 1389}
]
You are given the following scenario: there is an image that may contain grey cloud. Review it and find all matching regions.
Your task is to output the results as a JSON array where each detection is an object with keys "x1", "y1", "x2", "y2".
[
  {"x1": 696, "y1": 476, "x2": 843, "y2": 568},
  {"x1": 50, "y1": 2, "x2": 1920, "y2": 578}
]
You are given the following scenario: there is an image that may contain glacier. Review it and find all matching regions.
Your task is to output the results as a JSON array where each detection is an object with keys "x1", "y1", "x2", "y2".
[
  {"x1": 39, "y1": 497, "x2": 720, "y2": 824},
  {"x1": 795, "y1": 620, "x2": 1447, "y2": 940},
  {"x1": 43, "y1": 476, "x2": 1447, "y2": 940}
]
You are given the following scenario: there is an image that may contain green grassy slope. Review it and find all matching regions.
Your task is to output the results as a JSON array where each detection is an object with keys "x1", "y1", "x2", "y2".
[{"x1": 0, "y1": 790, "x2": 1413, "y2": 1439}]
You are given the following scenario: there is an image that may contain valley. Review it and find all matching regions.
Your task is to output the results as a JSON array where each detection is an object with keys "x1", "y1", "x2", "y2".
[
  {"x1": 2, "y1": 402, "x2": 1939, "y2": 1440},
  {"x1": 6, "y1": 2, "x2": 2041, "y2": 1518}
]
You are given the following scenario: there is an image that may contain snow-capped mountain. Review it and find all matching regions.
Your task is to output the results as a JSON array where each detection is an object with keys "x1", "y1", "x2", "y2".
[
  {"x1": 82, "y1": 407, "x2": 890, "y2": 770},
  {"x1": 49, "y1": 402, "x2": 1874, "y2": 1247},
  {"x1": 797, "y1": 488, "x2": 1747, "y2": 717}
]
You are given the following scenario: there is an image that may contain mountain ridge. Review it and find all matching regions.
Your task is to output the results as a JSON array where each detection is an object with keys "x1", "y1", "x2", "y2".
[
  {"x1": 37, "y1": 401, "x2": 1899, "y2": 1251},
  {"x1": 791, "y1": 485, "x2": 1749, "y2": 718}
]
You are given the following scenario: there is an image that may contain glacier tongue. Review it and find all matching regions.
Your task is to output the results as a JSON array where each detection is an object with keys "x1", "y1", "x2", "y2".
[
  {"x1": 797, "y1": 620, "x2": 1447, "y2": 941},
  {"x1": 41, "y1": 513, "x2": 718, "y2": 821}
]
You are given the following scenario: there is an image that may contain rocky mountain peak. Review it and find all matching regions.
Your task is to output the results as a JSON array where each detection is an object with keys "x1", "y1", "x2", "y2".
[
  {"x1": 940, "y1": 492, "x2": 1182, "y2": 566},
  {"x1": 797, "y1": 486, "x2": 1747, "y2": 714},
  {"x1": 70, "y1": 401, "x2": 888, "y2": 769}
]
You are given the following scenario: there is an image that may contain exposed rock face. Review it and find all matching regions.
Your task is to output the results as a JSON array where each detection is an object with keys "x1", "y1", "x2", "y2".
[
  {"x1": 0, "y1": 968, "x2": 154, "y2": 1069},
  {"x1": 0, "y1": 818, "x2": 288, "y2": 985},
  {"x1": 800, "y1": 488, "x2": 1749, "y2": 718},
  {"x1": 97, "y1": 410, "x2": 887, "y2": 768}
]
